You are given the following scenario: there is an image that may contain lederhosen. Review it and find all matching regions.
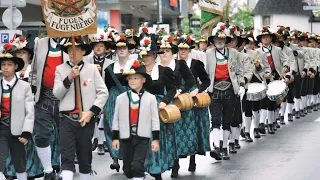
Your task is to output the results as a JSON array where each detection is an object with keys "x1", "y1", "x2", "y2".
[{"x1": 209, "y1": 49, "x2": 237, "y2": 131}]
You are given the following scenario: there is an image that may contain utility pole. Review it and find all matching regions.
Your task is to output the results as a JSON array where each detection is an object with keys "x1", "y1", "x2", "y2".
[{"x1": 157, "y1": 0, "x2": 163, "y2": 29}]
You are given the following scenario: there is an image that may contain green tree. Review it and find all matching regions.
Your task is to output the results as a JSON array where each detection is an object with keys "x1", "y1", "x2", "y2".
[
  {"x1": 230, "y1": 3, "x2": 254, "y2": 29},
  {"x1": 180, "y1": 14, "x2": 201, "y2": 38}
]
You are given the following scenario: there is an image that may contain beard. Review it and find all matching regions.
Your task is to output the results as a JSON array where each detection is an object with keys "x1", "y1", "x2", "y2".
[{"x1": 215, "y1": 42, "x2": 225, "y2": 49}]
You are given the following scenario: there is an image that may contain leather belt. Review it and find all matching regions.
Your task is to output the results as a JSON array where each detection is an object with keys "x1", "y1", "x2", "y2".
[
  {"x1": 61, "y1": 113, "x2": 80, "y2": 120},
  {"x1": 213, "y1": 81, "x2": 231, "y2": 91},
  {"x1": 42, "y1": 87, "x2": 58, "y2": 100}
]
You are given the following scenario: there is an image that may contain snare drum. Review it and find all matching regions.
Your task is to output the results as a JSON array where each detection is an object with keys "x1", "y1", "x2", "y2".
[
  {"x1": 246, "y1": 83, "x2": 267, "y2": 101},
  {"x1": 266, "y1": 80, "x2": 288, "y2": 101}
]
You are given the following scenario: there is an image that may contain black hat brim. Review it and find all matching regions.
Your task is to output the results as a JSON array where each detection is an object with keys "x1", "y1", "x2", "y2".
[
  {"x1": 0, "y1": 56, "x2": 24, "y2": 72},
  {"x1": 208, "y1": 36, "x2": 232, "y2": 45},
  {"x1": 256, "y1": 33, "x2": 276, "y2": 43},
  {"x1": 145, "y1": 50, "x2": 164, "y2": 55},
  {"x1": 61, "y1": 44, "x2": 92, "y2": 56}
]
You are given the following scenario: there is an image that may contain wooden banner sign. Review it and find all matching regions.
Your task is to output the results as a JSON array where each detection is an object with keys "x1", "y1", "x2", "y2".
[{"x1": 40, "y1": 0, "x2": 97, "y2": 38}]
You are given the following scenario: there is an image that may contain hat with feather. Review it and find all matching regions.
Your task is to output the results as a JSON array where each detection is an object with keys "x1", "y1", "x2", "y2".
[{"x1": 208, "y1": 22, "x2": 232, "y2": 44}]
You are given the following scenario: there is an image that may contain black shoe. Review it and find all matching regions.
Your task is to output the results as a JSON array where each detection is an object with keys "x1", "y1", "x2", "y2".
[
  {"x1": 188, "y1": 164, "x2": 196, "y2": 172},
  {"x1": 229, "y1": 143, "x2": 237, "y2": 154},
  {"x1": 44, "y1": 172, "x2": 56, "y2": 180},
  {"x1": 280, "y1": 116, "x2": 285, "y2": 125},
  {"x1": 245, "y1": 133, "x2": 253, "y2": 142},
  {"x1": 210, "y1": 147, "x2": 222, "y2": 160},
  {"x1": 97, "y1": 144, "x2": 105, "y2": 155},
  {"x1": 221, "y1": 148, "x2": 230, "y2": 160},
  {"x1": 171, "y1": 160, "x2": 180, "y2": 178},
  {"x1": 92, "y1": 138, "x2": 98, "y2": 151},
  {"x1": 103, "y1": 141, "x2": 109, "y2": 152},
  {"x1": 300, "y1": 110, "x2": 305, "y2": 117},
  {"x1": 150, "y1": 174, "x2": 163, "y2": 180},
  {"x1": 153, "y1": 174, "x2": 163, "y2": 180},
  {"x1": 240, "y1": 127, "x2": 245, "y2": 138},
  {"x1": 188, "y1": 155, "x2": 196, "y2": 172},
  {"x1": 295, "y1": 110, "x2": 300, "y2": 119},
  {"x1": 288, "y1": 113, "x2": 293, "y2": 122},
  {"x1": 254, "y1": 128, "x2": 261, "y2": 138},
  {"x1": 273, "y1": 122, "x2": 277, "y2": 131},
  {"x1": 304, "y1": 108, "x2": 308, "y2": 115},
  {"x1": 259, "y1": 123, "x2": 266, "y2": 134},
  {"x1": 267, "y1": 124, "x2": 275, "y2": 134},
  {"x1": 219, "y1": 140, "x2": 223, "y2": 152},
  {"x1": 275, "y1": 120, "x2": 281, "y2": 128},
  {"x1": 110, "y1": 158, "x2": 120, "y2": 172},
  {"x1": 235, "y1": 139, "x2": 241, "y2": 149},
  {"x1": 6, "y1": 177, "x2": 14, "y2": 180}
]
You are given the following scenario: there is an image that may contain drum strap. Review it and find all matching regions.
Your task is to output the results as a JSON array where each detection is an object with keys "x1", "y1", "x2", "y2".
[{"x1": 107, "y1": 66, "x2": 126, "y2": 93}]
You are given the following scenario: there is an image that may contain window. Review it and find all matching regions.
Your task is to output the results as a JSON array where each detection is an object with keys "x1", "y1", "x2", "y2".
[{"x1": 262, "y1": 16, "x2": 271, "y2": 26}]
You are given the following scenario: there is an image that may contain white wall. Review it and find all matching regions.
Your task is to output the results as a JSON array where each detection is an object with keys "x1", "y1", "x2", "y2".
[{"x1": 254, "y1": 14, "x2": 320, "y2": 34}]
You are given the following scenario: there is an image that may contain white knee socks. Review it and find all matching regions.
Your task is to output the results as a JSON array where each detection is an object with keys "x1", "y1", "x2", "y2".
[
  {"x1": 211, "y1": 128, "x2": 220, "y2": 148},
  {"x1": 302, "y1": 96, "x2": 307, "y2": 109},
  {"x1": 287, "y1": 103, "x2": 294, "y2": 114},
  {"x1": 36, "y1": 146, "x2": 53, "y2": 173},
  {"x1": 222, "y1": 130, "x2": 230, "y2": 148},
  {"x1": 93, "y1": 126, "x2": 98, "y2": 139},
  {"x1": 280, "y1": 102, "x2": 287, "y2": 116},
  {"x1": 260, "y1": 109, "x2": 267, "y2": 124},
  {"x1": 80, "y1": 173, "x2": 90, "y2": 180},
  {"x1": 294, "y1": 98, "x2": 301, "y2": 111},
  {"x1": 253, "y1": 111, "x2": 260, "y2": 128},
  {"x1": 244, "y1": 116, "x2": 251, "y2": 133},
  {"x1": 16, "y1": 172, "x2": 27, "y2": 180},
  {"x1": 98, "y1": 130, "x2": 106, "y2": 145},
  {"x1": 0, "y1": 172, "x2": 5, "y2": 180},
  {"x1": 61, "y1": 170, "x2": 74, "y2": 180},
  {"x1": 230, "y1": 127, "x2": 238, "y2": 143},
  {"x1": 268, "y1": 110, "x2": 274, "y2": 124}
]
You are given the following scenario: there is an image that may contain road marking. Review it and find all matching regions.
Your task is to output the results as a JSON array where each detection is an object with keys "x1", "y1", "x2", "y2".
[{"x1": 314, "y1": 117, "x2": 320, "y2": 122}]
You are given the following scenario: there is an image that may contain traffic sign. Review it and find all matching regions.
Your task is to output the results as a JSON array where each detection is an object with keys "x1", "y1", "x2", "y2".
[
  {"x1": 2, "y1": 7, "x2": 23, "y2": 29},
  {"x1": 0, "y1": 0, "x2": 26, "y2": 7},
  {"x1": 0, "y1": 30, "x2": 22, "y2": 46},
  {"x1": 303, "y1": 6, "x2": 320, "y2": 10}
]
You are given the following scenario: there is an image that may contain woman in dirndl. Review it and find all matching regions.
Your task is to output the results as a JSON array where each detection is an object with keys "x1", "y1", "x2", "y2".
[
  {"x1": 176, "y1": 35, "x2": 211, "y2": 172},
  {"x1": 139, "y1": 33, "x2": 176, "y2": 180},
  {"x1": 158, "y1": 35, "x2": 197, "y2": 178},
  {"x1": 4, "y1": 35, "x2": 44, "y2": 180},
  {"x1": 103, "y1": 35, "x2": 136, "y2": 172}
]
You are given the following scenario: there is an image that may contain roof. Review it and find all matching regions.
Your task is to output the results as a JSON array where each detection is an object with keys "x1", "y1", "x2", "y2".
[{"x1": 252, "y1": 0, "x2": 313, "y2": 16}]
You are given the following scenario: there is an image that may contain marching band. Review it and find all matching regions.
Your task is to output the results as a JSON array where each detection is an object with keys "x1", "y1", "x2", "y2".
[{"x1": 0, "y1": 21, "x2": 320, "y2": 180}]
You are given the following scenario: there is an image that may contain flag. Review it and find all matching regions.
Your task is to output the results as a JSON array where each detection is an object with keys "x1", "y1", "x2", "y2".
[{"x1": 199, "y1": 0, "x2": 228, "y2": 38}]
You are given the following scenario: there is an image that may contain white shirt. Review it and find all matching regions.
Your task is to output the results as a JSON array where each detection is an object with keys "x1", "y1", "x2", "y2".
[{"x1": 2, "y1": 75, "x2": 17, "y2": 90}]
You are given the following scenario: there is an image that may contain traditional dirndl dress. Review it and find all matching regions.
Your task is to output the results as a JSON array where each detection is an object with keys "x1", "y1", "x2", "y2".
[
  {"x1": 144, "y1": 95, "x2": 176, "y2": 174},
  {"x1": 193, "y1": 107, "x2": 210, "y2": 155},
  {"x1": 104, "y1": 86, "x2": 130, "y2": 159}
]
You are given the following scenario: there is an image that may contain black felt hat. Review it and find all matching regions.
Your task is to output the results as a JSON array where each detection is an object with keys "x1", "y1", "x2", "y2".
[
  {"x1": 123, "y1": 60, "x2": 152, "y2": 87},
  {"x1": 61, "y1": 36, "x2": 92, "y2": 56},
  {"x1": 256, "y1": 26, "x2": 276, "y2": 43},
  {"x1": 177, "y1": 35, "x2": 195, "y2": 49},
  {"x1": 0, "y1": 44, "x2": 24, "y2": 72}
]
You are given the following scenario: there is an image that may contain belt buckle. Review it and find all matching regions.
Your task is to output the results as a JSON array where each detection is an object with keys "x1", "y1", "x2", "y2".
[{"x1": 71, "y1": 113, "x2": 79, "y2": 119}]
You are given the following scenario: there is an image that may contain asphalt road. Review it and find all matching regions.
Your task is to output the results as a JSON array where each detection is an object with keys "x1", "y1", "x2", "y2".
[{"x1": 68, "y1": 110, "x2": 320, "y2": 180}]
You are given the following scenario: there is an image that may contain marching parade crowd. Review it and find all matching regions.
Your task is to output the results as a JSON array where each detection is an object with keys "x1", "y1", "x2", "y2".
[{"x1": 0, "y1": 20, "x2": 320, "y2": 180}]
